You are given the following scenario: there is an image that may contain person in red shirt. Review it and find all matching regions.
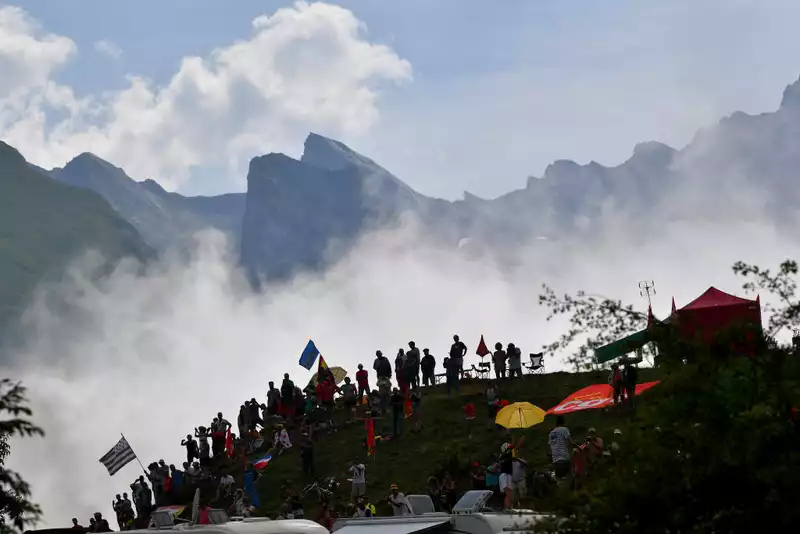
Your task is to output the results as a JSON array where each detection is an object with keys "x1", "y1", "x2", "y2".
[
  {"x1": 356, "y1": 364, "x2": 370, "y2": 403},
  {"x1": 316, "y1": 378, "x2": 339, "y2": 429}
]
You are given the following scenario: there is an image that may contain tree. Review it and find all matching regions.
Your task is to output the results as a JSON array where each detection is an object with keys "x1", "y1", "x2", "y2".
[
  {"x1": 538, "y1": 284, "x2": 649, "y2": 371},
  {"x1": 0, "y1": 379, "x2": 44, "y2": 533},
  {"x1": 533, "y1": 260, "x2": 800, "y2": 532},
  {"x1": 733, "y1": 259, "x2": 800, "y2": 337}
]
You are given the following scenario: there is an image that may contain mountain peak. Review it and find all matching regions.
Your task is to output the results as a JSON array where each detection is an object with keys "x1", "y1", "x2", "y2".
[
  {"x1": 780, "y1": 76, "x2": 800, "y2": 111},
  {"x1": 0, "y1": 141, "x2": 26, "y2": 166},
  {"x1": 301, "y1": 132, "x2": 377, "y2": 171}
]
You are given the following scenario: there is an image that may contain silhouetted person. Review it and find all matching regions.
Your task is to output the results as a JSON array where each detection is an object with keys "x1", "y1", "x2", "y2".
[
  {"x1": 421, "y1": 349, "x2": 436, "y2": 386},
  {"x1": 450, "y1": 335, "x2": 467, "y2": 379}
]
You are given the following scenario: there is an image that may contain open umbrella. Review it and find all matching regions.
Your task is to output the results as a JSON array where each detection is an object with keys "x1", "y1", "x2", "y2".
[
  {"x1": 495, "y1": 401, "x2": 546, "y2": 429},
  {"x1": 307, "y1": 366, "x2": 348, "y2": 386}
]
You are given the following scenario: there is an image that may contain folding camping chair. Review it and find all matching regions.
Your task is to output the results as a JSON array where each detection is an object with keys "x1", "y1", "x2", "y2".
[
  {"x1": 471, "y1": 361, "x2": 492, "y2": 379},
  {"x1": 526, "y1": 353, "x2": 545, "y2": 374}
]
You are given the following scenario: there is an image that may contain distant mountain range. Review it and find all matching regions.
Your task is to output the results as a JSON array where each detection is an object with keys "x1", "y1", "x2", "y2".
[{"x1": 3, "y1": 75, "x2": 800, "y2": 329}]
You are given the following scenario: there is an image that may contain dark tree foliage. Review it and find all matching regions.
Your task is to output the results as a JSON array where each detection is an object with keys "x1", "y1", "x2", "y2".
[
  {"x1": 0, "y1": 379, "x2": 44, "y2": 533},
  {"x1": 534, "y1": 260, "x2": 800, "y2": 533},
  {"x1": 733, "y1": 259, "x2": 800, "y2": 336},
  {"x1": 538, "y1": 285, "x2": 648, "y2": 371}
]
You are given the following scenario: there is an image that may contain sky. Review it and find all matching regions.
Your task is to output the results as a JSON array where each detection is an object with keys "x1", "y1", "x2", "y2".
[
  {"x1": 3, "y1": 0, "x2": 800, "y2": 198},
  {"x1": 4, "y1": 0, "x2": 800, "y2": 528}
]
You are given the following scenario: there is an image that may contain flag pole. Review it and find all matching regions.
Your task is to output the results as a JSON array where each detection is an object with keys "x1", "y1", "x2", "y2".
[{"x1": 122, "y1": 432, "x2": 149, "y2": 476}]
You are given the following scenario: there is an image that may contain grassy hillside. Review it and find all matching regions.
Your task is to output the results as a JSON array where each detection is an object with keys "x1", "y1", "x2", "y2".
[
  {"x1": 0, "y1": 141, "x2": 152, "y2": 334},
  {"x1": 250, "y1": 368, "x2": 663, "y2": 516}
]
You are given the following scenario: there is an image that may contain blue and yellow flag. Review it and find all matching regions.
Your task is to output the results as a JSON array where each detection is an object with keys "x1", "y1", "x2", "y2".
[{"x1": 299, "y1": 340, "x2": 320, "y2": 370}]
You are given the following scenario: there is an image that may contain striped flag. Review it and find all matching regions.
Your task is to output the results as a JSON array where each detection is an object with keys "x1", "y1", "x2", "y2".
[{"x1": 99, "y1": 436, "x2": 137, "y2": 476}]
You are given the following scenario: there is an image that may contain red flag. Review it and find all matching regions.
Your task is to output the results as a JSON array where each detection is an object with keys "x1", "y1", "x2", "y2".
[
  {"x1": 404, "y1": 391, "x2": 413, "y2": 418},
  {"x1": 365, "y1": 417, "x2": 375, "y2": 456},
  {"x1": 476, "y1": 335, "x2": 490, "y2": 357},
  {"x1": 225, "y1": 428, "x2": 234, "y2": 458}
]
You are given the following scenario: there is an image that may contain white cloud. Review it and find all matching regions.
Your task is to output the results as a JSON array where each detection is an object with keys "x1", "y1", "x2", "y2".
[
  {"x1": 0, "y1": 5, "x2": 75, "y2": 98},
  {"x1": 93, "y1": 39, "x2": 121, "y2": 59},
  {"x1": 0, "y1": 1, "x2": 411, "y2": 190},
  {"x1": 3, "y1": 216, "x2": 797, "y2": 525}
]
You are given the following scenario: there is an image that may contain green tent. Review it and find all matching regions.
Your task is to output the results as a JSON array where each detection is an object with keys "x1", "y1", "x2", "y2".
[{"x1": 594, "y1": 328, "x2": 652, "y2": 364}]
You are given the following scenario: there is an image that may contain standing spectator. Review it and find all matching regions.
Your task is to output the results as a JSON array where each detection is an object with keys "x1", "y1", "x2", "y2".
[
  {"x1": 355, "y1": 364, "x2": 370, "y2": 403},
  {"x1": 498, "y1": 442, "x2": 515, "y2": 510},
  {"x1": 281, "y1": 374, "x2": 296, "y2": 421},
  {"x1": 390, "y1": 388, "x2": 404, "y2": 437},
  {"x1": 71, "y1": 518, "x2": 84, "y2": 530},
  {"x1": 623, "y1": 361, "x2": 638, "y2": 409},
  {"x1": 247, "y1": 399, "x2": 262, "y2": 431},
  {"x1": 549, "y1": 416, "x2": 578, "y2": 489},
  {"x1": 267, "y1": 382, "x2": 281, "y2": 416},
  {"x1": 395, "y1": 349, "x2": 407, "y2": 393},
  {"x1": 170, "y1": 464, "x2": 184, "y2": 495},
  {"x1": 340, "y1": 377, "x2": 358, "y2": 423},
  {"x1": 609, "y1": 364, "x2": 623, "y2": 405},
  {"x1": 237, "y1": 404, "x2": 248, "y2": 444},
  {"x1": 450, "y1": 334, "x2": 467, "y2": 378},
  {"x1": 373, "y1": 350, "x2": 393, "y2": 411},
  {"x1": 298, "y1": 431, "x2": 315, "y2": 478},
  {"x1": 316, "y1": 376, "x2": 338, "y2": 429},
  {"x1": 387, "y1": 484, "x2": 411, "y2": 516},
  {"x1": 492, "y1": 342, "x2": 507, "y2": 379},
  {"x1": 427, "y1": 476, "x2": 442, "y2": 512},
  {"x1": 511, "y1": 456, "x2": 527, "y2": 506},
  {"x1": 195, "y1": 427, "x2": 211, "y2": 467},
  {"x1": 507, "y1": 343, "x2": 522, "y2": 379},
  {"x1": 181, "y1": 434, "x2": 197, "y2": 466},
  {"x1": 406, "y1": 342, "x2": 421, "y2": 388},
  {"x1": 421, "y1": 349, "x2": 436, "y2": 386},
  {"x1": 349, "y1": 461, "x2": 367, "y2": 501},
  {"x1": 445, "y1": 356, "x2": 460, "y2": 396}
]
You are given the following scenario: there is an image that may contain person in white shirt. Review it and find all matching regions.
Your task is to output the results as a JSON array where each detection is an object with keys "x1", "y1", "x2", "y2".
[
  {"x1": 349, "y1": 461, "x2": 367, "y2": 499},
  {"x1": 217, "y1": 471, "x2": 236, "y2": 500},
  {"x1": 387, "y1": 484, "x2": 412, "y2": 516}
]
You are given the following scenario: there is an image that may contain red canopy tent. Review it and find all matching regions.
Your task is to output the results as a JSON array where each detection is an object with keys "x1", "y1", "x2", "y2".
[{"x1": 673, "y1": 286, "x2": 762, "y2": 345}]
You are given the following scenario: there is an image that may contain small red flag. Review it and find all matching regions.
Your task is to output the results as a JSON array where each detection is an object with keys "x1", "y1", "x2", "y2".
[
  {"x1": 404, "y1": 391, "x2": 413, "y2": 418},
  {"x1": 225, "y1": 428, "x2": 234, "y2": 458},
  {"x1": 476, "y1": 335, "x2": 490, "y2": 357},
  {"x1": 365, "y1": 417, "x2": 375, "y2": 456}
]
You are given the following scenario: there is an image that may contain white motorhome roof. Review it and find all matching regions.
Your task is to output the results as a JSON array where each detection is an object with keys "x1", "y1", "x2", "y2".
[
  {"x1": 332, "y1": 513, "x2": 549, "y2": 534},
  {"x1": 128, "y1": 519, "x2": 328, "y2": 534}
]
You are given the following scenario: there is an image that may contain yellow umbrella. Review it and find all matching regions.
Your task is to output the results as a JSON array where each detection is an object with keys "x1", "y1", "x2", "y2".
[
  {"x1": 495, "y1": 402, "x2": 546, "y2": 429},
  {"x1": 307, "y1": 366, "x2": 348, "y2": 386}
]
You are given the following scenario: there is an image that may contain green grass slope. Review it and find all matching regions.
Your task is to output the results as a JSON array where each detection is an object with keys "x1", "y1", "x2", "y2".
[
  {"x1": 0, "y1": 141, "x2": 152, "y2": 333},
  {"x1": 252, "y1": 367, "x2": 663, "y2": 516}
]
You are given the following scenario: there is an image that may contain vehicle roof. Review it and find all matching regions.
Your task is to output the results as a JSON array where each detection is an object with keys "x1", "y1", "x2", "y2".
[
  {"x1": 332, "y1": 512, "x2": 549, "y2": 534},
  {"x1": 128, "y1": 519, "x2": 328, "y2": 534}
]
